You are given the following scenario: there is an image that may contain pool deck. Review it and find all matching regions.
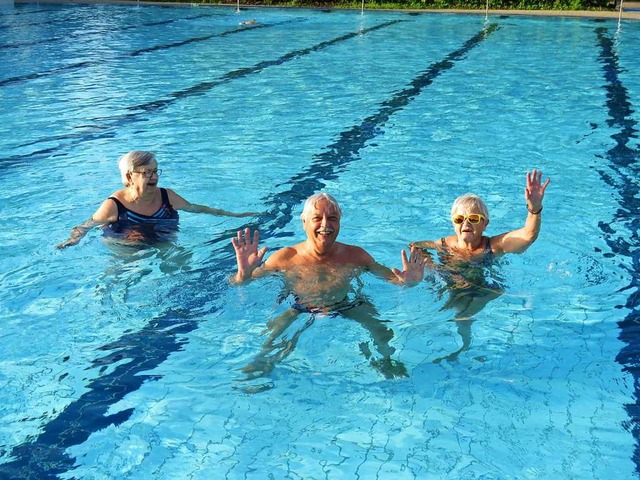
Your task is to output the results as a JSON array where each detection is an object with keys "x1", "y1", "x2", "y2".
[{"x1": 11, "y1": 0, "x2": 640, "y2": 21}]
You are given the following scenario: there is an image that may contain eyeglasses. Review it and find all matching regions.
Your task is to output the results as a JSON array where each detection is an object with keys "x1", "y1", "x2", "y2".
[
  {"x1": 452, "y1": 213, "x2": 485, "y2": 225},
  {"x1": 132, "y1": 169, "x2": 162, "y2": 178}
]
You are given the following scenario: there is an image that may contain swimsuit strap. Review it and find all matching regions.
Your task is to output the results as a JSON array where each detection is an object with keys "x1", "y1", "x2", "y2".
[
  {"x1": 109, "y1": 190, "x2": 175, "y2": 217},
  {"x1": 160, "y1": 188, "x2": 173, "y2": 209},
  {"x1": 483, "y1": 237, "x2": 495, "y2": 263},
  {"x1": 484, "y1": 237, "x2": 492, "y2": 253},
  {"x1": 108, "y1": 196, "x2": 126, "y2": 218}
]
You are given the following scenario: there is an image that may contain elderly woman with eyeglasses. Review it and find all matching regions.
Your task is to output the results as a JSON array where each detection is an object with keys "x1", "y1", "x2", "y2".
[{"x1": 57, "y1": 150, "x2": 257, "y2": 248}]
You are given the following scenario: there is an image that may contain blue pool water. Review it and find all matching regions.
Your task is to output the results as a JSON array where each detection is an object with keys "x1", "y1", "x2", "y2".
[{"x1": 1, "y1": 2, "x2": 639, "y2": 479}]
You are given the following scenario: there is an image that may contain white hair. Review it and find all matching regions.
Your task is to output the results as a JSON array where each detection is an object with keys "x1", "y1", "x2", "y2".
[
  {"x1": 450, "y1": 193, "x2": 489, "y2": 221},
  {"x1": 300, "y1": 193, "x2": 342, "y2": 222},
  {"x1": 117, "y1": 151, "x2": 156, "y2": 186}
]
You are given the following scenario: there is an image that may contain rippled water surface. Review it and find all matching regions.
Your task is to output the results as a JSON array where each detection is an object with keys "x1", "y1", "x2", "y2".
[{"x1": 1, "y1": 3, "x2": 640, "y2": 479}]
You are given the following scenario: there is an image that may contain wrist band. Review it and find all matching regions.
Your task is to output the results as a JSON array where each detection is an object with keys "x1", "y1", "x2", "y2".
[{"x1": 527, "y1": 205, "x2": 543, "y2": 214}]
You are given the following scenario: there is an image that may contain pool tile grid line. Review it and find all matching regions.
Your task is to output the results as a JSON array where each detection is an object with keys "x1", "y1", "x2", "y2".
[
  {"x1": 0, "y1": 24, "x2": 499, "y2": 479},
  {"x1": 594, "y1": 26, "x2": 640, "y2": 475},
  {"x1": 0, "y1": 19, "x2": 406, "y2": 171},
  {"x1": 199, "y1": 20, "x2": 501, "y2": 248},
  {"x1": 0, "y1": 11, "x2": 229, "y2": 50},
  {"x1": 0, "y1": 16, "x2": 302, "y2": 87},
  {"x1": 128, "y1": 17, "x2": 299, "y2": 56},
  {"x1": 198, "y1": 21, "x2": 501, "y2": 247},
  {"x1": 0, "y1": 309, "x2": 208, "y2": 480}
]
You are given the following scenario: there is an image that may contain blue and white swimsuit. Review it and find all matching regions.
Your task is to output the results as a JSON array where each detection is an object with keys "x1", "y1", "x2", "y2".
[{"x1": 105, "y1": 187, "x2": 179, "y2": 241}]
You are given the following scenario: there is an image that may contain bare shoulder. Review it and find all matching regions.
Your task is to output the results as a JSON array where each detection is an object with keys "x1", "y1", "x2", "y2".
[
  {"x1": 164, "y1": 187, "x2": 181, "y2": 200},
  {"x1": 420, "y1": 236, "x2": 451, "y2": 251},
  {"x1": 93, "y1": 193, "x2": 122, "y2": 223},
  {"x1": 340, "y1": 243, "x2": 375, "y2": 265},
  {"x1": 411, "y1": 239, "x2": 437, "y2": 250},
  {"x1": 164, "y1": 188, "x2": 189, "y2": 209},
  {"x1": 489, "y1": 232, "x2": 508, "y2": 254},
  {"x1": 108, "y1": 189, "x2": 127, "y2": 201},
  {"x1": 264, "y1": 245, "x2": 300, "y2": 270}
]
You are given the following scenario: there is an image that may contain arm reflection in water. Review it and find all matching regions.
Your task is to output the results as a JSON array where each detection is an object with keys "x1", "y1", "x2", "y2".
[
  {"x1": 412, "y1": 170, "x2": 550, "y2": 363},
  {"x1": 231, "y1": 193, "x2": 423, "y2": 389}
]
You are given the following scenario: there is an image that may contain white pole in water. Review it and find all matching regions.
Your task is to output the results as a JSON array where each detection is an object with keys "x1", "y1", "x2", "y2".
[
  {"x1": 618, "y1": 0, "x2": 624, "y2": 28},
  {"x1": 361, "y1": 0, "x2": 365, "y2": 15},
  {"x1": 237, "y1": 0, "x2": 240, "y2": 14},
  {"x1": 485, "y1": 0, "x2": 489, "y2": 22}
]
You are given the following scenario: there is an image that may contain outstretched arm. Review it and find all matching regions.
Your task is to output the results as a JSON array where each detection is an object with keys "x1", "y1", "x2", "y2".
[
  {"x1": 409, "y1": 240, "x2": 437, "y2": 250},
  {"x1": 168, "y1": 189, "x2": 258, "y2": 218},
  {"x1": 181, "y1": 204, "x2": 258, "y2": 217},
  {"x1": 56, "y1": 198, "x2": 117, "y2": 249},
  {"x1": 231, "y1": 228, "x2": 268, "y2": 284},
  {"x1": 56, "y1": 218, "x2": 101, "y2": 249},
  {"x1": 493, "y1": 169, "x2": 550, "y2": 255}
]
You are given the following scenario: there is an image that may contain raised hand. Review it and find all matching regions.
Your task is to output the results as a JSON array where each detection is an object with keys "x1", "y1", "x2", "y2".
[
  {"x1": 525, "y1": 169, "x2": 550, "y2": 213},
  {"x1": 391, "y1": 246, "x2": 425, "y2": 286},
  {"x1": 231, "y1": 228, "x2": 267, "y2": 283}
]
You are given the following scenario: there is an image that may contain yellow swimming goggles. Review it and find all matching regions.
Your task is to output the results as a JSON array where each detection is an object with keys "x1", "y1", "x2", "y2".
[{"x1": 452, "y1": 213, "x2": 486, "y2": 225}]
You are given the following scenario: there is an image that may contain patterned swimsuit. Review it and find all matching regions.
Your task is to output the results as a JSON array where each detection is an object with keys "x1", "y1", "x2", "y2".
[{"x1": 105, "y1": 187, "x2": 179, "y2": 241}]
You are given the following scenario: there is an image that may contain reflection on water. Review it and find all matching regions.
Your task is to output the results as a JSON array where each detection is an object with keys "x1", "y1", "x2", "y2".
[
  {"x1": 237, "y1": 290, "x2": 408, "y2": 393},
  {"x1": 2, "y1": 4, "x2": 639, "y2": 478},
  {"x1": 101, "y1": 218, "x2": 180, "y2": 246},
  {"x1": 425, "y1": 250, "x2": 505, "y2": 363}
]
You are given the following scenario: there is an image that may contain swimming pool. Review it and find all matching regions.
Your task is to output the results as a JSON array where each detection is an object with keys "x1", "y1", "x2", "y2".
[{"x1": 1, "y1": 2, "x2": 639, "y2": 478}]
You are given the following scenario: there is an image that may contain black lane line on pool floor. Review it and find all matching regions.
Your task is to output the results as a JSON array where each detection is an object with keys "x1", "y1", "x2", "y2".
[
  {"x1": 0, "y1": 16, "x2": 293, "y2": 87},
  {"x1": 0, "y1": 23, "x2": 498, "y2": 479},
  {"x1": 228, "y1": 22, "x2": 502, "y2": 240},
  {"x1": 594, "y1": 26, "x2": 640, "y2": 474},
  {"x1": 0, "y1": 19, "x2": 404, "y2": 171},
  {"x1": 0, "y1": 9, "x2": 220, "y2": 32},
  {"x1": 0, "y1": 12, "x2": 228, "y2": 50}
]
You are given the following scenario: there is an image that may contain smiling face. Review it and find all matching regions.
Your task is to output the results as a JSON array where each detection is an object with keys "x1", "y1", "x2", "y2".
[{"x1": 302, "y1": 198, "x2": 341, "y2": 255}]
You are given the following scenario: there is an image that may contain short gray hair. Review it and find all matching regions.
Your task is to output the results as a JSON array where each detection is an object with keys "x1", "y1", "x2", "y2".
[
  {"x1": 117, "y1": 150, "x2": 156, "y2": 186},
  {"x1": 300, "y1": 193, "x2": 342, "y2": 222},
  {"x1": 450, "y1": 193, "x2": 489, "y2": 221}
]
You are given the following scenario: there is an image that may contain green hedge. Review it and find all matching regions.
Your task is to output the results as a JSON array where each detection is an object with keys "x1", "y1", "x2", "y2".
[{"x1": 170, "y1": 0, "x2": 615, "y2": 11}]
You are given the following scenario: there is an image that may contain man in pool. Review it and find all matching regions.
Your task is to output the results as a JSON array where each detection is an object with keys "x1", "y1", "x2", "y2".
[{"x1": 231, "y1": 192, "x2": 424, "y2": 380}]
